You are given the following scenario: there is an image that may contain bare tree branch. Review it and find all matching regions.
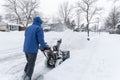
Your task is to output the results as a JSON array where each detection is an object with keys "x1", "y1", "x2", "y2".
[
  {"x1": 58, "y1": 1, "x2": 73, "y2": 24},
  {"x1": 77, "y1": 0, "x2": 100, "y2": 38},
  {"x1": 4, "y1": 0, "x2": 40, "y2": 27},
  {"x1": 105, "y1": 6, "x2": 120, "y2": 30}
]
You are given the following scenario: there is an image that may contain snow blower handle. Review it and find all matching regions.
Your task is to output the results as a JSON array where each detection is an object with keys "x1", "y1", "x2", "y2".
[
  {"x1": 42, "y1": 45, "x2": 51, "y2": 59},
  {"x1": 42, "y1": 51, "x2": 48, "y2": 59}
]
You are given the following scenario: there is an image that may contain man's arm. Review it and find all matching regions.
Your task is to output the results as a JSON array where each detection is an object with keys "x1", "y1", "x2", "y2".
[{"x1": 37, "y1": 27, "x2": 46, "y2": 48}]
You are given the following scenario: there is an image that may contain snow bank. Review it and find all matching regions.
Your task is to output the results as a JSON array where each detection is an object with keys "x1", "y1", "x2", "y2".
[{"x1": 0, "y1": 30, "x2": 120, "y2": 80}]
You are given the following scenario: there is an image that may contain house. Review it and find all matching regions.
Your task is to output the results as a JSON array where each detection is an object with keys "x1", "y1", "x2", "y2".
[
  {"x1": 0, "y1": 22, "x2": 8, "y2": 31},
  {"x1": 0, "y1": 21, "x2": 25, "y2": 32}
]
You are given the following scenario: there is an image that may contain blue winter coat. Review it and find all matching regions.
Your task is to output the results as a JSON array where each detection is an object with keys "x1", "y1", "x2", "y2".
[{"x1": 23, "y1": 17, "x2": 46, "y2": 53}]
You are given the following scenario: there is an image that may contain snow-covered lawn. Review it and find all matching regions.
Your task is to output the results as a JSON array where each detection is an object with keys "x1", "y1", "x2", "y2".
[{"x1": 0, "y1": 30, "x2": 120, "y2": 80}]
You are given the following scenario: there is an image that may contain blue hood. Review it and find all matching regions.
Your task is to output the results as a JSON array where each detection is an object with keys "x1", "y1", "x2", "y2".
[{"x1": 33, "y1": 16, "x2": 43, "y2": 26}]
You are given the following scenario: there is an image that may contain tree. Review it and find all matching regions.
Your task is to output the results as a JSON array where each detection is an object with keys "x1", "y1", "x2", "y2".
[
  {"x1": 104, "y1": 6, "x2": 120, "y2": 30},
  {"x1": 77, "y1": 0, "x2": 101, "y2": 39},
  {"x1": 0, "y1": 15, "x2": 3, "y2": 22},
  {"x1": 105, "y1": 0, "x2": 120, "y2": 30},
  {"x1": 76, "y1": 9, "x2": 82, "y2": 29},
  {"x1": 66, "y1": 18, "x2": 71, "y2": 26},
  {"x1": 4, "y1": 0, "x2": 40, "y2": 27},
  {"x1": 58, "y1": 1, "x2": 73, "y2": 25},
  {"x1": 70, "y1": 20, "x2": 76, "y2": 30},
  {"x1": 5, "y1": 13, "x2": 16, "y2": 22}
]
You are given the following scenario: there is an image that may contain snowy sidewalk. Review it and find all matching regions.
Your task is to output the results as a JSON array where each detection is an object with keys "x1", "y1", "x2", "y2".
[{"x1": 82, "y1": 34, "x2": 120, "y2": 80}]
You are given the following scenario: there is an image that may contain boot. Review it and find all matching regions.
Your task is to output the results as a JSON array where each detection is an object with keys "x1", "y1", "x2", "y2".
[
  {"x1": 24, "y1": 76, "x2": 31, "y2": 80},
  {"x1": 19, "y1": 72, "x2": 26, "y2": 80}
]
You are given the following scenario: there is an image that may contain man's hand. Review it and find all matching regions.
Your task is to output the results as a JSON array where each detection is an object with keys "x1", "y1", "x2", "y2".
[
  {"x1": 39, "y1": 46, "x2": 45, "y2": 51},
  {"x1": 39, "y1": 46, "x2": 50, "y2": 51}
]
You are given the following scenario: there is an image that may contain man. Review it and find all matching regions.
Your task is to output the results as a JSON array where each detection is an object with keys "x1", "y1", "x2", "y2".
[{"x1": 23, "y1": 16, "x2": 47, "y2": 80}]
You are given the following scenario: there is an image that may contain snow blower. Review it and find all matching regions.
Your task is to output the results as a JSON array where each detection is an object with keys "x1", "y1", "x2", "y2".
[{"x1": 42, "y1": 39, "x2": 70, "y2": 68}]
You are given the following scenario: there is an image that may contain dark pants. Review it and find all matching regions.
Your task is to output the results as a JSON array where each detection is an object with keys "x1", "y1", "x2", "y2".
[{"x1": 24, "y1": 53, "x2": 37, "y2": 80}]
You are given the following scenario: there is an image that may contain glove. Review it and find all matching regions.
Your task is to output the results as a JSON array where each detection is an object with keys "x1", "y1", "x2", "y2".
[
  {"x1": 39, "y1": 46, "x2": 50, "y2": 51},
  {"x1": 39, "y1": 46, "x2": 45, "y2": 51}
]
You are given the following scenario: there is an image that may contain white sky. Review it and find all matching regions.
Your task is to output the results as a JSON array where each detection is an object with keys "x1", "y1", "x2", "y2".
[
  {"x1": 39, "y1": 0, "x2": 79, "y2": 18},
  {"x1": 0, "y1": 0, "x2": 5, "y2": 16},
  {"x1": 39, "y1": 0, "x2": 114, "y2": 17}
]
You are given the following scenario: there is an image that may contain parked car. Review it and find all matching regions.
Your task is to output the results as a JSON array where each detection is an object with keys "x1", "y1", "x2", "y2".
[
  {"x1": 109, "y1": 29, "x2": 117, "y2": 34},
  {"x1": 109, "y1": 25, "x2": 120, "y2": 34},
  {"x1": 43, "y1": 26, "x2": 51, "y2": 32},
  {"x1": 73, "y1": 28, "x2": 80, "y2": 32}
]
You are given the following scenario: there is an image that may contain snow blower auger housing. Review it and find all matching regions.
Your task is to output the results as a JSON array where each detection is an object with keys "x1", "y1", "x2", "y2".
[{"x1": 43, "y1": 39, "x2": 70, "y2": 68}]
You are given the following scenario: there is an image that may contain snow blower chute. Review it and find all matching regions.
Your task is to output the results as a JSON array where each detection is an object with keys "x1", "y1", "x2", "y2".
[{"x1": 42, "y1": 39, "x2": 70, "y2": 68}]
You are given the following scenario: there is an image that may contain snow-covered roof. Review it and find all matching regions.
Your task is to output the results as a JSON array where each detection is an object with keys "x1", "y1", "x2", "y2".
[
  {"x1": 7, "y1": 22, "x2": 23, "y2": 26},
  {"x1": 0, "y1": 21, "x2": 7, "y2": 25},
  {"x1": 0, "y1": 20, "x2": 23, "y2": 27}
]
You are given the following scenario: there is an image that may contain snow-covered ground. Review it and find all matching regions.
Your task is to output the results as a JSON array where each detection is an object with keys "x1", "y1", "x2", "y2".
[{"x1": 0, "y1": 30, "x2": 120, "y2": 80}]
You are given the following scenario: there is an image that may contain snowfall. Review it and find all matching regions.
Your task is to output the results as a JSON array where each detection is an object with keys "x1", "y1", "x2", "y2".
[{"x1": 0, "y1": 29, "x2": 120, "y2": 80}]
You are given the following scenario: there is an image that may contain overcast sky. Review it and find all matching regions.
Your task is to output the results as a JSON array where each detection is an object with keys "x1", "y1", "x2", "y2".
[
  {"x1": 0, "y1": 0, "x2": 5, "y2": 16},
  {"x1": 39, "y1": 0, "x2": 114, "y2": 17},
  {"x1": 0, "y1": 0, "x2": 119, "y2": 17}
]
